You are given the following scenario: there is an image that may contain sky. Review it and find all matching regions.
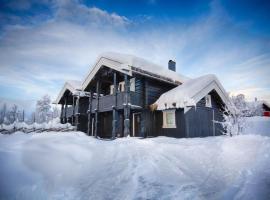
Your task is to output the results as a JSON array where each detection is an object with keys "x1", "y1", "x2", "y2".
[{"x1": 0, "y1": 0, "x2": 270, "y2": 112}]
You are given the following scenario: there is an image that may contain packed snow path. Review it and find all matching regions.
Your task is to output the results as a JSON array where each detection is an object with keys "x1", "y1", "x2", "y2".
[{"x1": 0, "y1": 132, "x2": 270, "y2": 200}]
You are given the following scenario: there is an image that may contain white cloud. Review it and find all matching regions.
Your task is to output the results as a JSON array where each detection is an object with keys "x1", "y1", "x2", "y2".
[
  {"x1": 53, "y1": 0, "x2": 130, "y2": 28},
  {"x1": 0, "y1": 0, "x2": 269, "y2": 109}
]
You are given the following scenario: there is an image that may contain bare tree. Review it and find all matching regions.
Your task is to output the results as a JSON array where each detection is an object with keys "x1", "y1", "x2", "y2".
[
  {"x1": 0, "y1": 103, "x2": 7, "y2": 124},
  {"x1": 9, "y1": 104, "x2": 18, "y2": 123}
]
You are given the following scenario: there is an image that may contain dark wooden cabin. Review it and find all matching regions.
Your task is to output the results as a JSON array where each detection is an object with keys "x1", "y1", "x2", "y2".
[{"x1": 55, "y1": 52, "x2": 232, "y2": 138}]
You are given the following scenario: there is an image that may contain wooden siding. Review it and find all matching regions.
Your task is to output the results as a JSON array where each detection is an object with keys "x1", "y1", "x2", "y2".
[
  {"x1": 143, "y1": 92, "x2": 225, "y2": 138},
  {"x1": 185, "y1": 107, "x2": 223, "y2": 137},
  {"x1": 90, "y1": 91, "x2": 143, "y2": 113},
  {"x1": 146, "y1": 79, "x2": 175, "y2": 105},
  {"x1": 144, "y1": 110, "x2": 186, "y2": 138}
]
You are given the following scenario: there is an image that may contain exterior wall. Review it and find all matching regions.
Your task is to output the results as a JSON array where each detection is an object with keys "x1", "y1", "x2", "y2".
[
  {"x1": 145, "y1": 110, "x2": 186, "y2": 138},
  {"x1": 145, "y1": 91, "x2": 225, "y2": 138},
  {"x1": 145, "y1": 79, "x2": 175, "y2": 106},
  {"x1": 185, "y1": 107, "x2": 224, "y2": 137},
  {"x1": 134, "y1": 76, "x2": 176, "y2": 108}
]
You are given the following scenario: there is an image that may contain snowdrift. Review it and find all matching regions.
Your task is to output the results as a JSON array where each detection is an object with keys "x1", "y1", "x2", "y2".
[
  {"x1": 1, "y1": 118, "x2": 75, "y2": 133},
  {"x1": 0, "y1": 132, "x2": 270, "y2": 200},
  {"x1": 243, "y1": 116, "x2": 270, "y2": 136}
]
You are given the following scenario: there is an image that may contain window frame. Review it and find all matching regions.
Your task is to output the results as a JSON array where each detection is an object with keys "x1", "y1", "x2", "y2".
[
  {"x1": 205, "y1": 94, "x2": 212, "y2": 108},
  {"x1": 130, "y1": 78, "x2": 135, "y2": 92},
  {"x1": 110, "y1": 85, "x2": 114, "y2": 95},
  {"x1": 162, "y1": 109, "x2": 177, "y2": 128}
]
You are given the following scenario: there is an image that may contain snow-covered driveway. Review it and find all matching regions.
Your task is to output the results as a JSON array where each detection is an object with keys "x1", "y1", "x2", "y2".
[{"x1": 0, "y1": 132, "x2": 270, "y2": 200}]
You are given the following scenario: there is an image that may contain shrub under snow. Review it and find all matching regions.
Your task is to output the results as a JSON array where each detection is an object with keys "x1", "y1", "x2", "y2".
[{"x1": 1, "y1": 118, "x2": 74, "y2": 131}]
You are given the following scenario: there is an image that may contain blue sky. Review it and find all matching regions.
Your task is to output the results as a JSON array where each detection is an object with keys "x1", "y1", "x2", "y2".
[{"x1": 0, "y1": 0, "x2": 270, "y2": 111}]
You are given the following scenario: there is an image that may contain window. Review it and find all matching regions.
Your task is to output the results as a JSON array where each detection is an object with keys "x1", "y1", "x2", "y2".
[
  {"x1": 205, "y1": 94, "x2": 212, "y2": 107},
  {"x1": 130, "y1": 78, "x2": 135, "y2": 92},
  {"x1": 162, "y1": 109, "x2": 176, "y2": 128},
  {"x1": 110, "y1": 85, "x2": 114, "y2": 95},
  {"x1": 118, "y1": 81, "x2": 125, "y2": 92},
  {"x1": 113, "y1": 78, "x2": 135, "y2": 93}
]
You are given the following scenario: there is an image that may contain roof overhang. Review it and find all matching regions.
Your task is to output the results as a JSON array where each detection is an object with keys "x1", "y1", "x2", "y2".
[
  {"x1": 82, "y1": 56, "x2": 132, "y2": 90},
  {"x1": 53, "y1": 81, "x2": 82, "y2": 104},
  {"x1": 152, "y1": 74, "x2": 235, "y2": 113}
]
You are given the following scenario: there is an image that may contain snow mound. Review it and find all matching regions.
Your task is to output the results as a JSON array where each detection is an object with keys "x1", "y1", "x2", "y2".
[
  {"x1": 1, "y1": 118, "x2": 74, "y2": 131},
  {"x1": 0, "y1": 133, "x2": 270, "y2": 200}
]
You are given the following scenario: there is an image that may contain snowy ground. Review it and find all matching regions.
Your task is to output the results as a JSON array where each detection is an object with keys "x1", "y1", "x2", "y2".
[
  {"x1": 243, "y1": 116, "x2": 270, "y2": 136},
  {"x1": 0, "y1": 118, "x2": 270, "y2": 200}
]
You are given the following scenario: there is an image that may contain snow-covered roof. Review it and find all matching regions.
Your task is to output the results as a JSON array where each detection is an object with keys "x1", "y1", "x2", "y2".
[
  {"x1": 247, "y1": 100, "x2": 270, "y2": 108},
  {"x1": 54, "y1": 80, "x2": 82, "y2": 104},
  {"x1": 82, "y1": 52, "x2": 189, "y2": 90},
  {"x1": 262, "y1": 101, "x2": 270, "y2": 108},
  {"x1": 152, "y1": 74, "x2": 233, "y2": 111}
]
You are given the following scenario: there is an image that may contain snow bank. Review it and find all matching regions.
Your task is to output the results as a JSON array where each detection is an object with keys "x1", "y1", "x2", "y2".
[
  {"x1": 243, "y1": 116, "x2": 270, "y2": 136},
  {"x1": 0, "y1": 133, "x2": 269, "y2": 200},
  {"x1": 1, "y1": 118, "x2": 74, "y2": 131}
]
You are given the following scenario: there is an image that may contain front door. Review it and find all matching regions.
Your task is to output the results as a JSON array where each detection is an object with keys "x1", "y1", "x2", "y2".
[{"x1": 133, "y1": 113, "x2": 141, "y2": 137}]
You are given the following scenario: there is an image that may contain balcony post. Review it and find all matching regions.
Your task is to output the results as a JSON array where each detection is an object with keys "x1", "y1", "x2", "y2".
[
  {"x1": 87, "y1": 91, "x2": 93, "y2": 136},
  {"x1": 124, "y1": 74, "x2": 130, "y2": 137},
  {"x1": 112, "y1": 72, "x2": 118, "y2": 139},
  {"x1": 95, "y1": 80, "x2": 100, "y2": 138},
  {"x1": 60, "y1": 103, "x2": 64, "y2": 123},
  {"x1": 75, "y1": 95, "x2": 80, "y2": 131},
  {"x1": 72, "y1": 95, "x2": 75, "y2": 126},
  {"x1": 64, "y1": 96, "x2": 67, "y2": 123}
]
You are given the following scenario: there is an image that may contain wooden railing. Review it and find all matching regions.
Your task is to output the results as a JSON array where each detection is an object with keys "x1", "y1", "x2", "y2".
[
  {"x1": 91, "y1": 91, "x2": 142, "y2": 113},
  {"x1": 62, "y1": 92, "x2": 143, "y2": 116}
]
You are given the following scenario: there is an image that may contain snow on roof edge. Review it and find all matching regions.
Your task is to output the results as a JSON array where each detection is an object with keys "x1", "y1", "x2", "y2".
[
  {"x1": 153, "y1": 74, "x2": 234, "y2": 112},
  {"x1": 53, "y1": 80, "x2": 82, "y2": 104},
  {"x1": 81, "y1": 52, "x2": 189, "y2": 90}
]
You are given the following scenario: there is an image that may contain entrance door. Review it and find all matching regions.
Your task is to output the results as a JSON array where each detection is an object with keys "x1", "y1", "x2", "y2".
[{"x1": 133, "y1": 113, "x2": 141, "y2": 137}]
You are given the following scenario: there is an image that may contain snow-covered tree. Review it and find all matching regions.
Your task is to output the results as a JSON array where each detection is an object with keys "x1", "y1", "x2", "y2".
[
  {"x1": 223, "y1": 94, "x2": 248, "y2": 136},
  {"x1": 247, "y1": 98, "x2": 263, "y2": 116},
  {"x1": 36, "y1": 95, "x2": 52, "y2": 123}
]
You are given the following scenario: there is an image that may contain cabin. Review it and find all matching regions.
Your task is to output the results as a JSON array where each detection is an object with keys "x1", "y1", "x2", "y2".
[
  {"x1": 54, "y1": 52, "x2": 233, "y2": 138},
  {"x1": 255, "y1": 101, "x2": 270, "y2": 117},
  {"x1": 262, "y1": 102, "x2": 270, "y2": 117}
]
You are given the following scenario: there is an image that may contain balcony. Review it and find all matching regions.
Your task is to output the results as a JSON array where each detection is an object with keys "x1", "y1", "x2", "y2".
[
  {"x1": 61, "y1": 92, "x2": 143, "y2": 118},
  {"x1": 91, "y1": 91, "x2": 143, "y2": 113}
]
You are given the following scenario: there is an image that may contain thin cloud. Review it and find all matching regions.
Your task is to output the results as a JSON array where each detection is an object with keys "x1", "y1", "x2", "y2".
[{"x1": 0, "y1": 0, "x2": 269, "y2": 110}]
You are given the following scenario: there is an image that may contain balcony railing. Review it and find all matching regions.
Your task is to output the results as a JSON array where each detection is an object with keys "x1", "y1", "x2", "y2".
[
  {"x1": 61, "y1": 91, "x2": 143, "y2": 117},
  {"x1": 91, "y1": 91, "x2": 143, "y2": 113}
]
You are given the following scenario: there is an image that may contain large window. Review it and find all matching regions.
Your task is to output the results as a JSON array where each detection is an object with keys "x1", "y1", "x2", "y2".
[{"x1": 162, "y1": 109, "x2": 176, "y2": 128}]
